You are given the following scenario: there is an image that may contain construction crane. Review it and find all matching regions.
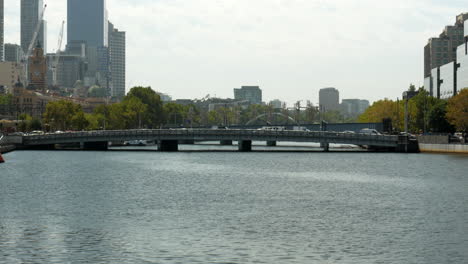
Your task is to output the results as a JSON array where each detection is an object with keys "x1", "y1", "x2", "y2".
[
  {"x1": 21, "y1": 4, "x2": 47, "y2": 85},
  {"x1": 51, "y1": 20, "x2": 65, "y2": 87}
]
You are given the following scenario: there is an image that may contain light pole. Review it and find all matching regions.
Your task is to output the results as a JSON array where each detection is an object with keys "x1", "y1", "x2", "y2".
[{"x1": 403, "y1": 90, "x2": 418, "y2": 133}]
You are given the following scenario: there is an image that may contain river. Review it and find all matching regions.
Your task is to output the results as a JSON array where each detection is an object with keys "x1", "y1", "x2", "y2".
[{"x1": 1, "y1": 146, "x2": 467, "y2": 263}]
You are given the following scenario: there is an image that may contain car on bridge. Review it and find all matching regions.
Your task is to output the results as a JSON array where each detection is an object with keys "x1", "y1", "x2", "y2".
[{"x1": 359, "y1": 128, "x2": 381, "y2": 135}]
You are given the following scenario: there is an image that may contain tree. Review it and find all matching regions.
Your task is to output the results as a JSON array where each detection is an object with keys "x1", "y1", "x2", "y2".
[
  {"x1": 43, "y1": 100, "x2": 85, "y2": 131},
  {"x1": 446, "y1": 89, "x2": 468, "y2": 132},
  {"x1": 0, "y1": 94, "x2": 13, "y2": 105},
  {"x1": 428, "y1": 100, "x2": 454, "y2": 133},
  {"x1": 30, "y1": 118, "x2": 42, "y2": 131},
  {"x1": 122, "y1": 96, "x2": 148, "y2": 129},
  {"x1": 359, "y1": 99, "x2": 409, "y2": 132},
  {"x1": 163, "y1": 102, "x2": 188, "y2": 126},
  {"x1": 125, "y1": 87, "x2": 163, "y2": 127}
]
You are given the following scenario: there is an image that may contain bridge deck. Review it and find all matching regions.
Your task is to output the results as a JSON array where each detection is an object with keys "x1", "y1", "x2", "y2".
[{"x1": 21, "y1": 129, "x2": 400, "y2": 148}]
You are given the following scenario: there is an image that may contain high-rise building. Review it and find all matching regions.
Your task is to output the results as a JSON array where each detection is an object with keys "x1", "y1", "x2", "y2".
[
  {"x1": 108, "y1": 22, "x2": 126, "y2": 98},
  {"x1": 21, "y1": 0, "x2": 46, "y2": 54},
  {"x1": 234, "y1": 86, "x2": 262, "y2": 104},
  {"x1": 319, "y1": 87, "x2": 340, "y2": 112},
  {"x1": 68, "y1": 0, "x2": 108, "y2": 47},
  {"x1": 4, "y1": 44, "x2": 24, "y2": 63},
  {"x1": 424, "y1": 13, "x2": 468, "y2": 99},
  {"x1": 0, "y1": 0, "x2": 4, "y2": 61},
  {"x1": 68, "y1": 0, "x2": 110, "y2": 93},
  {"x1": 340, "y1": 99, "x2": 369, "y2": 117},
  {"x1": 46, "y1": 53, "x2": 87, "y2": 89},
  {"x1": 424, "y1": 13, "x2": 468, "y2": 79},
  {"x1": 269, "y1": 99, "x2": 284, "y2": 109}
]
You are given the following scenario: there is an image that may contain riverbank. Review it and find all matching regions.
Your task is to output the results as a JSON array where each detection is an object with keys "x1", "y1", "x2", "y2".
[
  {"x1": 419, "y1": 143, "x2": 468, "y2": 154},
  {"x1": 0, "y1": 145, "x2": 15, "y2": 154}
]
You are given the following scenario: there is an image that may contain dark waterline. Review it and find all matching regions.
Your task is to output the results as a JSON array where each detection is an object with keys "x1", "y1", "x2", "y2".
[{"x1": 1, "y1": 149, "x2": 467, "y2": 263}]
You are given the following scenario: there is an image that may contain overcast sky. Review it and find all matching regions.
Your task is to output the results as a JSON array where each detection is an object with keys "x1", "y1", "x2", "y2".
[{"x1": 3, "y1": 0, "x2": 467, "y2": 105}]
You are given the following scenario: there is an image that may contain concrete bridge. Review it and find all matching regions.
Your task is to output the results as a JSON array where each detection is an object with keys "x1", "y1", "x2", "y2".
[{"x1": 11, "y1": 129, "x2": 419, "y2": 152}]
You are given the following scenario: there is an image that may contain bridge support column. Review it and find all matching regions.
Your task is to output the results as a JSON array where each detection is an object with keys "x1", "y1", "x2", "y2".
[
  {"x1": 321, "y1": 142, "x2": 329, "y2": 152},
  {"x1": 266, "y1": 141, "x2": 277, "y2": 147},
  {"x1": 238, "y1": 140, "x2": 252, "y2": 152},
  {"x1": 29, "y1": 144, "x2": 56, "y2": 150},
  {"x1": 220, "y1": 140, "x2": 233, "y2": 146},
  {"x1": 83, "y1": 141, "x2": 108, "y2": 151},
  {"x1": 179, "y1": 140, "x2": 195, "y2": 144},
  {"x1": 159, "y1": 140, "x2": 179, "y2": 151}
]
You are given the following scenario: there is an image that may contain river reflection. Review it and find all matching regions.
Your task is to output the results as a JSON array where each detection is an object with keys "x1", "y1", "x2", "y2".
[{"x1": 1, "y1": 150, "x2": 467, "y2": 263}]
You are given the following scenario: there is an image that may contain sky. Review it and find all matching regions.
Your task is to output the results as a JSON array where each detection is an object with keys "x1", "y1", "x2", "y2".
[{"x1": 3, "y1": 0, "x2": 467, "y2": 106}]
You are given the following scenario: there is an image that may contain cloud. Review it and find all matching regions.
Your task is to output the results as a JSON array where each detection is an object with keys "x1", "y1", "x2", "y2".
[{"x1": 4, "y1": 0, "x2": 466, "y2": 104}]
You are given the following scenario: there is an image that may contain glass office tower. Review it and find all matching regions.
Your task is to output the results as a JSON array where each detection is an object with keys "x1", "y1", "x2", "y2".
[
  {"x1": 67, "y1": 0, "x2": 108, "y2": 47},
  {"x1": 21, "y1": 0, "x2": 46, "y2": 54}
]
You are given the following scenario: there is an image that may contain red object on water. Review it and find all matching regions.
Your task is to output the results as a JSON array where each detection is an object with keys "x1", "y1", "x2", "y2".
[{"x1": 0, "y1": 153, "x2": 4, "y2": 163}]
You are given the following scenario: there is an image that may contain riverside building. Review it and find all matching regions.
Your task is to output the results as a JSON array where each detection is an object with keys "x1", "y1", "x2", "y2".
[{"x1": 425, "y1": 13, "x2": 468, "y2": 99}]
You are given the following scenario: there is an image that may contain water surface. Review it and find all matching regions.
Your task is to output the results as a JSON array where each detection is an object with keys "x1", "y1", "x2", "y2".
[{"x1": 1, "y1": 149, "x2": 467, "y2": 263}]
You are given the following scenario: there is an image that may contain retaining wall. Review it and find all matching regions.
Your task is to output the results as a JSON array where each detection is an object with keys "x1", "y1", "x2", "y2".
[
  {"x1": 419, "y1": 143, "x2": 468, "y2": 154},
  {"x1": 417, "y1": 135, "x2": 450, "y2": 144}
]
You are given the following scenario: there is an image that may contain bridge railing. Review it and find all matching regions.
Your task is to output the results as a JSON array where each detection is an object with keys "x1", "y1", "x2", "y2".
[{"x1": 23, "y1": 129, "x2": 399, "y2": 145}]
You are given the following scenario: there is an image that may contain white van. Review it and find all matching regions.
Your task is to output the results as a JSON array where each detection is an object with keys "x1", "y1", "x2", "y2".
[{"x1": 359, "y1": 128, "x2": 381, "y2": 135}]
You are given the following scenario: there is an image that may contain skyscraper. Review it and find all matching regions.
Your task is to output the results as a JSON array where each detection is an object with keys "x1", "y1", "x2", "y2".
[
  {"x1": 4, "y1": 44, "x2": 24, "y2": 63},
  {"x1": 424, "y1": 13, "x2": 468, "y2": 79},
  {"x1": 68, "y1": 0, "x2": 110, "y2": 92},
  {"x1": 109, "y1": 22, "x2": 126, "y2": 98},
  {"x1": 234, "y1": 86, "x2": 262, "y2": 104},
  {"x1": 21, "y1": 0, "x2": 46, "y2": 55},
  {"x1": 68, "y1": 0, "x2": 108, "y2": 47},
  {"x1": 319, "y1": 87, "x2": 340, "y2": 112},
  {"x1": 0, "y1": 0, "x2": 4, "y2": 61}
]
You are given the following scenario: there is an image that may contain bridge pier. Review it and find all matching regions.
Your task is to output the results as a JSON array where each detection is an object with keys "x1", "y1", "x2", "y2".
[
  {"x1": 82, "y1": 141, "x2": 108, "y2": 151},
  {"x1": 220, "y1": 140, "x2": 233, "y2": 146},
  {"x1": 29, "y1": 144, "x2": 56, "y2": 150},
  {"x1": 179, "y1": 140, "x2": 195, "y2": 144},
  {"x1": 321, "y1": 142, "x2": 329, "y2": 152},
  {"x1": 396, "y1": 136, "x2": 420, "y2": 153},
  {"x1": 266, "y1": 141, "x2": 277, "y2": 147},
  {"x1": 159, "y1": 140, "x2": 179, "y2": 151},
  {"x1": 238, "y1": 140, "x2": 252, "y2": 152}
]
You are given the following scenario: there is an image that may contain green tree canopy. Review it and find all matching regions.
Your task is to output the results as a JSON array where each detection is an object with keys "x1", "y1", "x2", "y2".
[
  {"x1": 447, "y1": 88, "x2": 468, "y2": 132},
  {"x1": 125, "y1": 87, "x2": 163, "y2": 128},
  {"x1": 43, "y1": 100, "x2": 86, "y2": 131}
]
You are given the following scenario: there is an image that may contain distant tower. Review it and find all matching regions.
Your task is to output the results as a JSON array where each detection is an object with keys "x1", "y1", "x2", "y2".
[
  {"x1": 28, "y1": 41, "x2": 47, "y2": 92},
  {"x1": 68, "y1": 0, "x2": 110, "y2": 91},
  {"x1": 319, "y1": 87, "x2": 340, "y2": 112},
  {"x1": 68, "y1": 0, "x2": 108, "y2": 47},
  {"x1": 108, "y1": 21, "x2": 126, "y2": 98},
  {"x1": 21, "y1": 0, "x2": 46, "y2": 54},
  {"x1": 0, "y1": 0, "x2": 4, "y2": 61}
]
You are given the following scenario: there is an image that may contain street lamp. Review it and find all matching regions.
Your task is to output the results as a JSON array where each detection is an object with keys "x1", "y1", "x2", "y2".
[{"x1": 402, "y1": 91, "x2": 418, "y2": 133}]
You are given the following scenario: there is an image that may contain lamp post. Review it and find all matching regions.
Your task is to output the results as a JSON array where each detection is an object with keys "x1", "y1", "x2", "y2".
[{"x1": 402, "y1": 90, "x2": 419, "y2": 133}]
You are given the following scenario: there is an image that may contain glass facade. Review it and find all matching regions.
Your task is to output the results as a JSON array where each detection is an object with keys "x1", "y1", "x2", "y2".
[
  {"x1": 439, "y1": 62, "x2": 454, "y2": 99},
  {"x1": 67, "y1": 0, "x2": 108, "y2": 48},
  {"x1": 429, "y1": 40, "x2": 468, "y2": 99},
  {"x1": 457, "y1": 44, "x2": 468, "y2": 90},
  {"x1": 21, "y1": 0, "x2": 46, "y2": 54},
  {"x1": 465, "y1": 20, "x2": 468, "y2": 37}
]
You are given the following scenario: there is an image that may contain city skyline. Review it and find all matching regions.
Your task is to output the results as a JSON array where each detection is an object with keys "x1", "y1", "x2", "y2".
[{"x1": 3, "y1": 0, "x2": 467, "y2": 105}]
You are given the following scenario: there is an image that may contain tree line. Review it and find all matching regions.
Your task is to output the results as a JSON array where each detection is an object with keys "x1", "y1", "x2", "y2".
[
  {"x1": 10, "y1": 86, "x2": 352, "y2": 132},
  {"x1": 5, "y1": 85, "x2": 467, "y2": 133},
  {"x1": 358, "y1": 87, "x2": 468, "y2": 133}
]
